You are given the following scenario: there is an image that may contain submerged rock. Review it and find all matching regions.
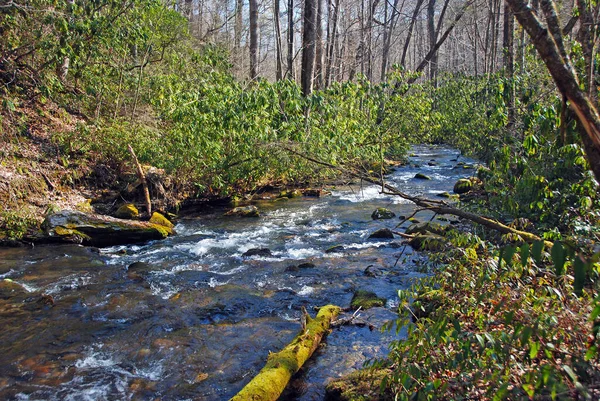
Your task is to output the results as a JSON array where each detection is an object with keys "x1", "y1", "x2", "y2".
[
  {"x1": 453, "y1": 178, "x2": 473, "y2": 194},
  {"x1": 115, "y1": 203, "x2": 139, "y2": 219},
  {"x1": 242, "y1": 248, "x2": 272, "y2": 257},
  {"x1": 414, "y1": 173, "x2": 432, "y2": 180},
  {"x1": 350, "y1": 290, "x2": 385, "y2": 309},
  {"x1": 225, "y1": 205, "x2": 260, "y2": 217},
  {"x1": 0, "y1": 279, "x2": 27, "y2": 299},
  {"x1": 298, "y1": 262, "x2": 316, "y2": 269},
  {"x1": 42, "y1": 210, "x2": 172, "y2": 247},
  {"x1": 368, "y1": 228, "x2": 394, "y2": 239},
  {"x1": 371, "y1": 207, "x2": 396, "y2": 220},
  {"x1": 325, "y1": 245, "x2": 345, "y2": 253}
]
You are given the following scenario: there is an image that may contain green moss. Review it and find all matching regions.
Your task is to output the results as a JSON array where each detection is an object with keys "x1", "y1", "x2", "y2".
[
  {"x1": 351, "y1": 290, "x2": 385, "y2": 309},
  {"x1": 149, "y1": 212, "x2": 174, "y2": 229},
  {"x1": 414, "y1": 173, "x2": 432, "y2": 180},
  {"x1": 371, "y1": 207, "x2": 396, "y2": 220},
  {"x1": 453, "y1": 178, "x2": 473, "y2": 194},
  {"x1": 75, "y1": 199, "x2": 93, "y2": 213},
  {"x1": 149, "y1": 223, "x2": 171, "y2": 238},
  {"x1": 115, "y1": 203, "x2": 139, "y2": 219}
]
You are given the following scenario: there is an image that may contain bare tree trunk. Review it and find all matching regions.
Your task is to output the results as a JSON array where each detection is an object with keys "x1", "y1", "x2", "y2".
[
  {"x1": 249, "y1": 0, "x2": 259, "y2": 80},
  {"x1": 401, "y1": 0, "x2": 425, "y2": 68},
  {"x1": 325, "y1": 0, "x2": 340, "y2": 86},
  {"x1": 287, "y1": 0, "x2": 295, "y2": 80},
  {"x1": 314, "y1": 0, "x2": 324, "y2": 89},
  {"x1": 506, "y1": 0, "x2": 600, "y2": 182},
  {"x1": 503, "y1": 4, "x2": 515, "y2": 128},
  {"x1": 235, "y1": 0, "x2": 243, "y2": 50},
  {"x1": 380, "y1": 0, "x2": 400, "y2": 81},
  {"x1": 301, "y1": 0, "x2": 318, "y2": 95},
  {"x1": 275, "y1": 0, "x2": 284, "y2": 81}
]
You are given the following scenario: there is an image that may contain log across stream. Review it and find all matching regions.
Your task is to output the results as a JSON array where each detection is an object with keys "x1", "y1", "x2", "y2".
[{"x1": 0, "y1": 146, "x2": 478, "y2": 400}]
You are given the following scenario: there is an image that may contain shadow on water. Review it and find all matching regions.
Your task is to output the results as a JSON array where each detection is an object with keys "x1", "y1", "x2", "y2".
[{"x1": 0, "y1": 145, "x2": 477, "y2": 400}]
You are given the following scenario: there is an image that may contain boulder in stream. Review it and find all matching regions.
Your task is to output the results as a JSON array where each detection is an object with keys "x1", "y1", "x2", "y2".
[
  {"x1": 453, "y1": 178, "x2": 473, "y2": 194},
  {"x1": 114, "y1": 203, "x2": 139, "y2": 219},
  {"x1": 368, "y1": 228, "x2": 394, "y2": 239},
  {"x1": 225, "y1": 205, "x2": 260, "y2": 217},
  {"x1": 414, "y1": 173, "x2": 432, "y2": 180},
  {"x1": 42, "y1": 210, "x2": 173, "y2": 247},
  {"x1": 325, "y1": 245, "x2": 345, "y2": 254},
  {"x1": 350, "y1": 290, "x2": 385, "y2": 309},
  {"x1": 405, "y1": 222, "x2": 448, "y2": 236},
  {"x1": 371, "y1": 207, "x2": 396, "y2": 220},
  {"x1": 408, "y1": 234, "x2": 447, "y2": 252},
  {"x1": 242, "y1": 248, "x2": 272, "y2": 257},
  {"x1": 0, "y1": 279, "x2": 27, "y2": 299}
]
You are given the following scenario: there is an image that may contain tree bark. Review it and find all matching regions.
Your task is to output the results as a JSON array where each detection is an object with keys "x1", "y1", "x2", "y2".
[
  {"x1": 275, "y1": 0, "x2": 284, "y2": 81},
  {"x1": 128, "y1": 145, "x2": 151, "y2": 218},
  {"x1": 249, "y1": 0, "x2": 259, "y2": 80},
  {"x1": 287, "y1": 0, "x2": 295, "y2": 80},
  {"x1": 229, "y1": 305, "x2": 341, "y2": 401},
  {"x1": 503, "y1": 4, "x2": 515, "y2": 128},
  {"x1": 314, "y1": 0, "x2": 324, "y2": 89},
  {"x1": 301, "y1": 0, "x2": 318, "y2": 95},
  {"x1": 505, "y1": 0, "x2": 600, "y2": 182},
  {"x1": 401, "y1": 0, "x2": 425, "y2": 68},
  {"x1": 325, "y1": 0, "x2": 340, "y2": 86}
]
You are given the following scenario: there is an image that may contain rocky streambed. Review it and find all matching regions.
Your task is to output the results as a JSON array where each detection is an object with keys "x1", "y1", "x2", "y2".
[{"x1": 0, "y1": 145, "x2": 478, "y2": 400}]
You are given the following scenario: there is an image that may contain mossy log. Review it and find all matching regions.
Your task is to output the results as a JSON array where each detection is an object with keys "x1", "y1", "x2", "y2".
[{"x1": 230, "y1": 304, "x2": 341, "y2": 401}]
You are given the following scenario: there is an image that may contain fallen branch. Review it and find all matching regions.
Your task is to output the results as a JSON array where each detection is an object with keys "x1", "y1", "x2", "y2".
[
  {"x1": 230, "y1": 305, "x2": 341, "y2": 401},
  {"x1": 280, "y1": 145, "x2": 551, "y2": 246}
]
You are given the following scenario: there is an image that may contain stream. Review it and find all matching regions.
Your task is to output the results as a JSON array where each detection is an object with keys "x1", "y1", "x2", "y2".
[{"x1": 0, "y1": 145, "x2": 477, "y2": 401}]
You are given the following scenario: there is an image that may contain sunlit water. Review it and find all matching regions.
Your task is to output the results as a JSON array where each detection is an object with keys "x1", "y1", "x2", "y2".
[{"x1": 0, "y1": 146, "x2": 477, "y2": 400}]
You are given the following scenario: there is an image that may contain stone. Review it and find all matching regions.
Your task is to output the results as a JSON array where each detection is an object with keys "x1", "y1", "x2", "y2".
[
  {"x1": 42, "y1": 210, "x2": 172, "y2": 247},
  {"x1": 278, "y1": 189, "x2": 303, "y2": 199},
  {"x1": 325, "y1": 245, "x2": 344, "y2": 253},
  {"x1": 408, "y1": 234, "x2": 446, "y2": 252},
  {"x1": 371, "y1": 207, "x2": 396, "y2": 220},
  {"x1": 364, "y1": 265, "x2": 383, "y2": 278},
  {"x1": 242, "y1": 248, "x2": 272, "y2": 257},
  {"x1": 225, "y1": 205, "x2": 260, "y2": 217},
  {"x1": 453, "y1": 178, "x2": 473, "y2": 194},
  {"x1": 414, "y1": 173, "x2": 431, "y2": 180},
  {"x1": 350, "y1": 290, "x2": 385, "y2": 309},
  {"x1": 149, "y1": 212, "x2": 175, "y2": 232},
  {"x1": 368, "y1": 228, "x2": 394, "y2": 239},
  {"x1": 405, "y1": 222, "x2": 447, "y2": 236},
  {"x1": 298, "y1": 262, "x2": 316, "y2": 269},
  {"x1": 0, "y1": 279, "x2": 27, "y2": 299},
  {"x1": 115, "y1": 203, "x2": 139, "y2": 219},
  {"x1": 302, "y1": 188, "x2": 330, "y2": 197}
]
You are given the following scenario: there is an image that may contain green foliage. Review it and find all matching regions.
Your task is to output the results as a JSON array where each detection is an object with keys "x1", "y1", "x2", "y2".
[{"x1": 0, "y1": 209, "x2": 38, "y2": 240}]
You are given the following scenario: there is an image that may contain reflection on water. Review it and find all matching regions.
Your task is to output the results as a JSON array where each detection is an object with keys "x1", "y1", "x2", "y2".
[{"x1": 0, "y1": 145, "x2": 476, "y2": 400}]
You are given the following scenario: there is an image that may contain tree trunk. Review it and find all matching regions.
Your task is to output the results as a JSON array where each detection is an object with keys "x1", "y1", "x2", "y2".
[
  {"x1": 235, "y1": 0, "x2": 243, "y2": 51},
  {"x1": 249, "y1": 0, "x2": 259, "y2": 80},
  {"x1": 401, "y1": 0, "x2": 425, "y2": 68},
  {"x1": 503, "y1": 4, "x2": 515, "y2": 128},
  {"x1": 230, "y1": 305, "x2": 341, "y2": 401},
  {"x1": 505, "y1": 0, "x2": 600, "y2": 182},
  {"x1": 301, "y1": 0, "x2": 318, "y2": 95},
  {"x1": 287, "y1": 0, "x2": 295, "y2": 80},
  {"x1": 325, "y1": 0, "x2": 340, "y2": 86},
  {"x1": 275, "y1": 0, "x2": 284, "y2": 81},
  {"x1": 314, "y1": 0, "x2": 324, "y2": 89}
]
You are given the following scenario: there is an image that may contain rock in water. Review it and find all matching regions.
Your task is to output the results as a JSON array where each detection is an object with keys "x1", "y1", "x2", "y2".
[
  {"x1": 405, "y1": 222, "x2": 447, "y2": 236},
  {"x1": 414, "y1": 173, "x2": 432, "y2": 180},
  {"x1": 368, "y1": 228, "x2": 394, "y2": 239},
  {"x1": 42, "y1": 210, "x2": 172, "y2": 247},
  {"x1": 350, "y1": 290, "x2": 385, "y2": 309},
  {"x1": 115, "y1": 203, "x2": 139, "y2": 219},
  {"x1": 242, "y1": 248, "x2": 272, "y2": 257},
  {"x1": 453, "y1": 178, "x2": 473, "y2": 194},
  {"x1": 408, "y1": 234, "x2": 446, "y2": 251},
  {"x1": 371, "y1": 207, "x2": 396, "y2": 220},
  {"x1": 325, "y1": 245, "x2": 345, "y2": 253},
  {"x1": 149, "y1": 212, "x2": 175, "y2": 232},
  {"x1": 225, "y1": 205, "x2": 260, "y2": 217}
]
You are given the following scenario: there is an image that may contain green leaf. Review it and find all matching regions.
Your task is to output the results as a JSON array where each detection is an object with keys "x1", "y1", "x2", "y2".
[
  {"x1": 503, "y1": 245, "x2": 516, "y2": 266},
  {"x1": 574, "y1": 256, "x2": 586, "y2": 296},
  {"x1": 522, "y1": 383, "x2": 535, "y2": 397},
  {"x1": 530, "y1": 341, "x2": 540, "y2": 359},
  {"x1": 520, "y1": 243, "x2": 530, "y2": 267},
  {"x1": 532, "y1": 240, "x2": 544, "y2": 264},
  {"x1": 562, "y1": 365, "x2": 578, "y2": 383},
  {"x1": 551, "y1": 242, "x2": 566, "y2": 276}
]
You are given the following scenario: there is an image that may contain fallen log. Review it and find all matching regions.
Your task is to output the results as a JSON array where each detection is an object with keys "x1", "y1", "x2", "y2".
[
  {"x1": 280, "y1": 145, "x2": 552, "y2": 247},
  {"x1": 230, "y1": 304, "x2": 341, "y2": 401}
]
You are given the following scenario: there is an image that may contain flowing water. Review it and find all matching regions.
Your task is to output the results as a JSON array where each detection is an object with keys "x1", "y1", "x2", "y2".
[{"x1": 0, "y1": 146, "x2": 477, "y2": 400}]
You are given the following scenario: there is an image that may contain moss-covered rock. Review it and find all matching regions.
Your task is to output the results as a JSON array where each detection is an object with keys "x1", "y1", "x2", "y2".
[
  {"x1": 453, "y1": 178, "x2": 473, "y2": 194},
  {"x1": 75, "y1": 199, "x2": 93, "y2": 213},
  {"x1": 149, "y1": 212, "x2": 175, "y2": 235},
  {"x1": 302, "y1": 188, "x2": 331, "y2": 197},
  {"x1": 414, "y1": 173, "x2": 432, "y2": 180},
  {"x1": 42, "y1": 210, "x2": 172, "y2": 247},
  {"x1": 225, "y1": 205, "x2": 260, "y2": 217},
  {"x1": 115, "y1": 203, "x2": 139, "y2": 219},
  {"x1": 278, "y1": 189, "x2": 303, "y2": 199},
  {"x1": 0, "y1": 279, "x2": 27, "y2": 299},
  {"x1": 371, "y1": 207, "x2": 395, "y2": 220},
  {"x1": 408, "y1": 234, "x2": 447, "y2": 252},
  {"x1": 405, "y1": 222, "x2": 447, "y2": 236},
  {"x1": 350, "y1": 290, "x2": 385, "y2": 309},
  {"x1": 325, "y1": 369, "x2": 390, "y2": 401},
  {"x1": 368, "y1": 228, "x2": 394, "y2": 239},
  {"x1": 242, "y1": 248, "x2": 272, "y2": 257},
  {"x1": 437, "y1": 191, "x2": 451, "y2": 198}
]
